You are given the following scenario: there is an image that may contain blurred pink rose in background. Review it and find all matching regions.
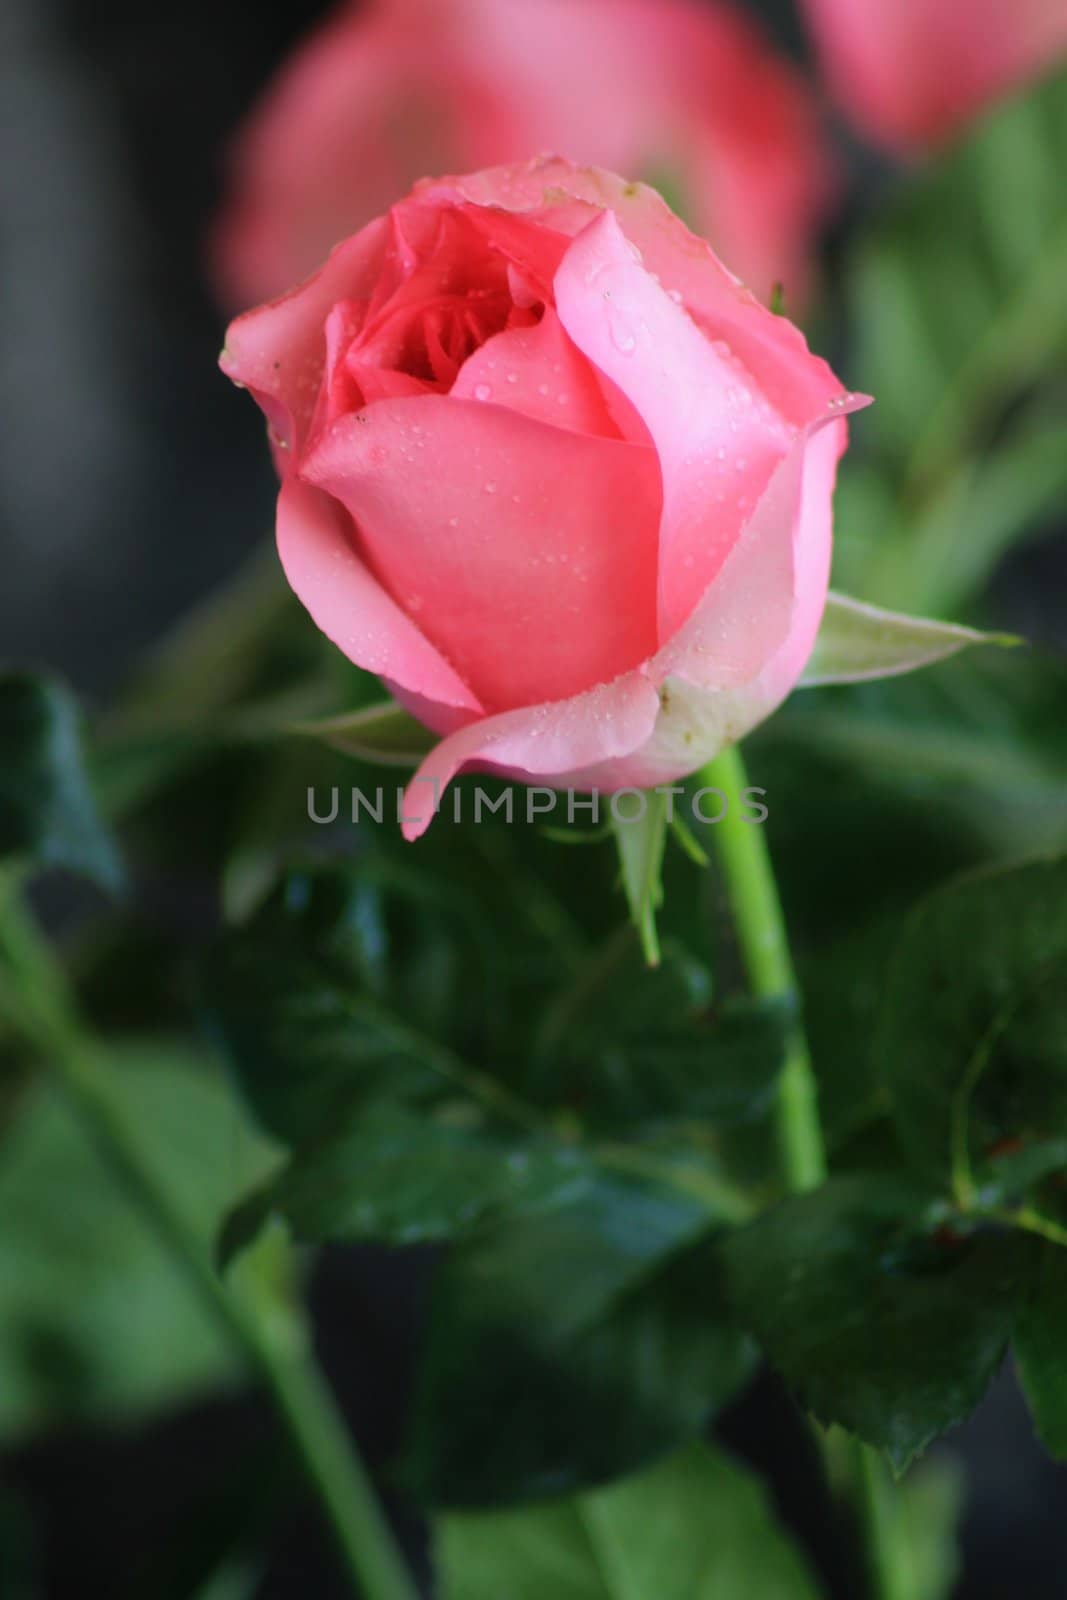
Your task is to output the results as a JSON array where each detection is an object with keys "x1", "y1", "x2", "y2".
[
  {"x1": 221, "y1": 157, "x2": 864, "y2": 838},
  {"x1": 799, "y1": 0, "x2": 1067, "y2": 152},
  {"x1": 212, "y1": 0, "x2": 836, "y2": 311}
]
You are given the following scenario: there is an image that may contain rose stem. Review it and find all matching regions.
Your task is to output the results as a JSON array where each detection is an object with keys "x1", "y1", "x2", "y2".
[
  {"x1": 0, "y1": 877, "x2": 419, "y2": 1600},
  {"x1": 702, "y1": 743, "x2": 912, "y2": 1600}
]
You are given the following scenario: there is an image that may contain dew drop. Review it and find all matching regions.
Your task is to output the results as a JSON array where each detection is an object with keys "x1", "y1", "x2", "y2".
[
  {"x1": 474, "y1": 383, "x2": 492, "y2": 401},
  {"x1": 484, "y1": 482, "x2": 498, "y2": 495},
  {"x1": 609, "y1": 313, "x2": 637, "y2": 355}
]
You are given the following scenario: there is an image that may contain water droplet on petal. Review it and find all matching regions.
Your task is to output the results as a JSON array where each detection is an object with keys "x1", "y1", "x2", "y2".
[
  {"x1": 474, "y1": 383, "x2": 491, "y2": 402},
  {"x1": 608, "y1": 313, "x2": 637, "y2": 355}
]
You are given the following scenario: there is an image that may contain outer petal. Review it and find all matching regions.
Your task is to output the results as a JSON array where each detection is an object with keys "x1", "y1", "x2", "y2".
[
  {"x1": 302, "y1": 396, "x2": 661, "y2": 712},
  {"x1": 399, "y1": 672, "x2": 662, "y2": 840},
  {"x1": 220, "y1": 218, "x2": 390, "y2": 461},
  {"x1": 617, "y1": 413, "x2": 850, "y2": 788},
  {"x1": 276, "y1": 477, "x2": 481, "y2": 711},
  {"x1": 398, "y1": 398, "x2": 868, "y2": 830},
  {"x1": 554, "y1": 209, "x2": 794, "y2": 640}
]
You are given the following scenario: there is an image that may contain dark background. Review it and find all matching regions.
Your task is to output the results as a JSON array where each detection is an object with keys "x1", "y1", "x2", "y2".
[{"x1": 1, "y1": 1, "x2": 1065, "y2": 1595}]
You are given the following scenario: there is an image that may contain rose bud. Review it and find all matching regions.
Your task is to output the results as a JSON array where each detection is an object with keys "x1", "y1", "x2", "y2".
[
  {"x1": 798, "y1": 0, "x2": 1067, "y2": 153},
  {"x1": 221, "y1": 158, "x2": 868, "y2": 839},
  {"x1": 212, "y1": 0, "x2": 835, "y2": 310}
]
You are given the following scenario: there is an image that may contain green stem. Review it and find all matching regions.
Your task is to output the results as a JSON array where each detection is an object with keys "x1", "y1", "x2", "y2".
[
  {"x1": 855, "y1": 1446, "x2": 917, "y2": 1600},
  {"x1": 702, "y1": 745, "x2": 824, "y2": 1191},
  {"x1": 703, "y1": 746, "x2": 905, "y2": 1600},
  {"x1": 0, "y1": 883, "x2": 418, "y2": 1600}
]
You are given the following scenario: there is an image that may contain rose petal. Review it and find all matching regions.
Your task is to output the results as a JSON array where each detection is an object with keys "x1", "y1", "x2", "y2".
[
  {"x1": 399, "y1": 671, "x2": 662, "y2": 840},
  {"x1": 654, "y1": 410, "x2": 845, "y2": 693},
  {"x1": 220, "y1": 216, "x2": 390, "y2": 460},
  {"x1": 276, "y1": 477, "x2": 481, "y2": 711},
  {"x1": 302, "y1": 396, "x2": 661, "y2": 712},
  {"x1": 451, "y1": 307, "x2": 623, "y2": 438},
  {"x1": 435, "y1": 157, "x2": 843, "y2": 426},
  {"x1": 555, "y1": 209, "x2": 794, "y2": 642}
]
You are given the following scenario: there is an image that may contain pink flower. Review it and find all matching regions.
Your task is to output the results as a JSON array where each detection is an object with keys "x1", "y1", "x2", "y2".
[
  {"x1": 799, "y1": 0, "x2": 1067, "y2": 153},
  {"x1": 221, "y1": 158, "x2": 866, "y2": 839},
  {"x1": 212, "y1": 0, "x2": 835, "y2": 310}
]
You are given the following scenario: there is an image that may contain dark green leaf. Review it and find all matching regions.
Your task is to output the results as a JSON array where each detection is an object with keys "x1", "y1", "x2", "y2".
[
  {"x1": 531, "y1": 931, "x2": 789, "y2": 1133},
  {"x1": 403, "y1": 1180, "x2": 752, "y2": 1506},
  {"x1": 437, "y1": 1441, "x2": 821, "y2": 1599},
  {"x1": 0, "y1": 674, "x2": 120, "y2": 891},
  {"x1": 206, "y1": 862, "x2": 611, "y2": 1256},
  {"x1": 720, "y1": 1176, "x2": 1035, "y2": 1471},
  {"x1": 1016, "y1": 1245, "x2": 1067, "y2": 1459},
  {"x1": 878, "y1": 857, "x2": 1067, "y2": 1188},
  {"x1": 201, "y1": 862, "x2": 494, "y2": 1145},
  {"x1": 220, "y1": 1105, "x2": 590, "y2": 1260}
]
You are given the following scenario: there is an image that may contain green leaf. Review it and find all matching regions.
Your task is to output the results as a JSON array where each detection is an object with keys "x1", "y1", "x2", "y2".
[
  {"x1": 531, "y1": 931, "x2": 789, "y2": 1133},
  {"x1": 877, "y1": 857, "x2": 1067, "y2": 1189},
  {"x1": 611, "y1": 787, "x2": 668, "y2": 966},
  {"x1": 291, "y1": 699, "x2": 436, "y2": 766},
  {"x1": 437, "y1": 1441, "x2": 821, "y2": 1599},
  {"x1": 205, "y1": 862, "x2": 603, "y2": 1255},
  {"x1": 0, "y1": 1042, "x2": 276, "y2": 1441},
  {"x1": 720, "y1": 1175, "x2": 1035, "y2": 1471},
  {"x1": 800, "y1": 593, "x2": 1015, "y2": 688},
  {"x1": 201, "y1": 861, "x2": 494, "y2": 1145},
  {"x1": 403, "y1": 1181, "x2": 752, "y2": 1505},
  {"x1": 1016, "y1": 1246, "x2": 1067, "y2": 1459},
  {"x1": 0, "y1": 674, "x2": 121, "y2": 891},
  {"x1": 220, "y1": 1105, "x2": 590, "y2": 1261},
  {"x1": 841, "y1": 66, "x2": 1067, "y2": 614}
]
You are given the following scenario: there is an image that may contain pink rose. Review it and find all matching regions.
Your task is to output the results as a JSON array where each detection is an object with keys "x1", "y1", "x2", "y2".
[
  {"x1": 799, "y1": 0, "x2": 1067, "y2": 152},
  {"x1": 213, "y1": 0, "x2": 835, "y2": 310},
  {"x1": 221, "y1": 158, "x2": 865, "y2": 840}
]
